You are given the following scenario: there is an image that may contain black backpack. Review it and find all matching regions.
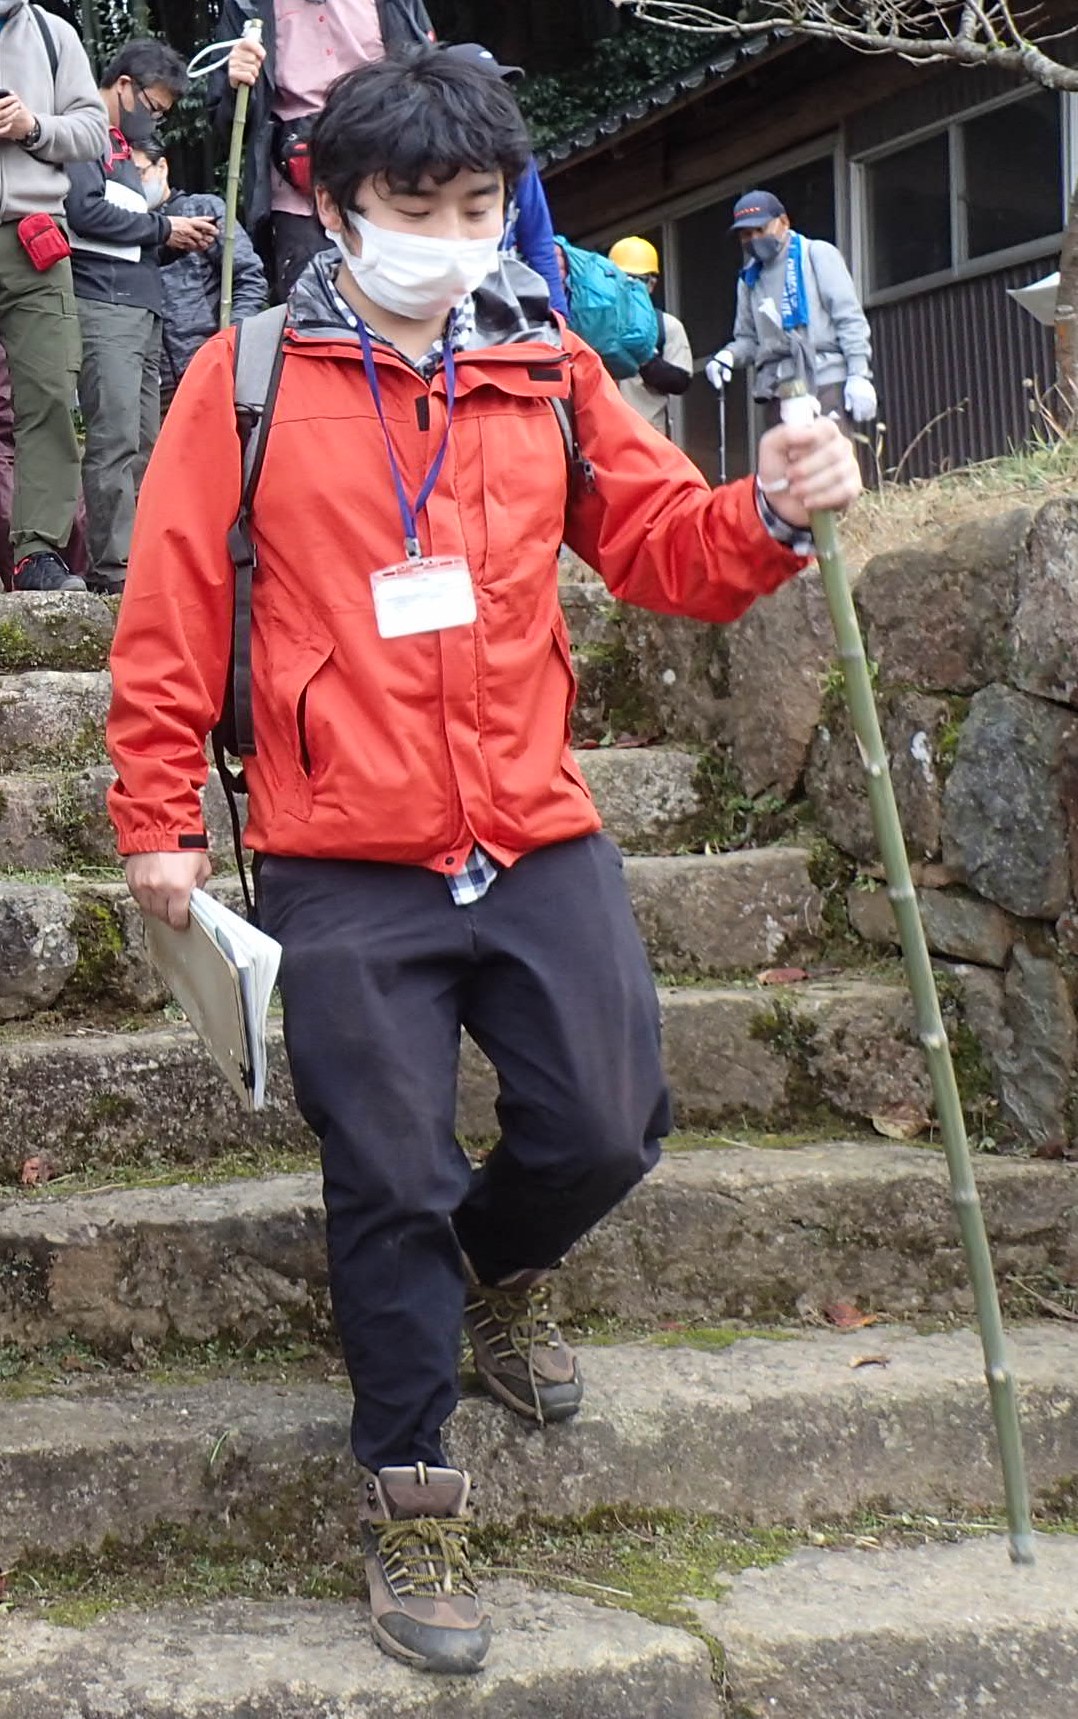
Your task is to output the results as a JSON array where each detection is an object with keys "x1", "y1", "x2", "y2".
[{"x1": 216, "y1": 305, "x2": 593, "y2": 911}]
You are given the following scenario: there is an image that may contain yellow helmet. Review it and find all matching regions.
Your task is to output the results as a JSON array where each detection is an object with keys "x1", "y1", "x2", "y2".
[{"x1": 608, "y1": 236, "x2": 660, "y2": 277}]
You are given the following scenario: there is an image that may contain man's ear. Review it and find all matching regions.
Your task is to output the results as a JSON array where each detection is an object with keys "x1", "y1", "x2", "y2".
[{"x1": 315, "y1": 184, "x2": 346, "y2": 237}]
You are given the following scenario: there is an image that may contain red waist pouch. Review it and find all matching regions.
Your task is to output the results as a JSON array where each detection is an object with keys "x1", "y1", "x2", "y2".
[{"x1": 17, "y1": 213, "x2": 72, "y2": 272}]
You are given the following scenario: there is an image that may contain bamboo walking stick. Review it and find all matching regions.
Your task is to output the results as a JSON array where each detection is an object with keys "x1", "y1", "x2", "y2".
[
  {"x1": 777, "y1": 375, "x2": 1034, "y2": 1564},
  {"x1": 220, "y1": 19, "x2": 264, "y2": 333}
]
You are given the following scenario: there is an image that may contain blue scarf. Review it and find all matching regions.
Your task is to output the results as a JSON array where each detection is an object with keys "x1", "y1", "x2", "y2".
[{"x1": 741, "y1": 231, "x2": 809, "y2": 330}]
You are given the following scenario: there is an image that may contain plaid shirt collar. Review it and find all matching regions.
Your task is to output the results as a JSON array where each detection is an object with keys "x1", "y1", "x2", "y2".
[{"x1": 326, "y1": 276, "x2": 478, "y2": 380}]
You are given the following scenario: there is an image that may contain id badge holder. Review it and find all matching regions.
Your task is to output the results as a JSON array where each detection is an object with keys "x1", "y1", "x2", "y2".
[{"x1": 370, "y1": 554, "x2": 476, "y2": 640}]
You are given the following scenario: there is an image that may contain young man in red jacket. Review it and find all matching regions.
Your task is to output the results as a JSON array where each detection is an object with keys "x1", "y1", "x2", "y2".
[{"x1": 109, "y1": 49, "x2": 860, "y2": 1676}]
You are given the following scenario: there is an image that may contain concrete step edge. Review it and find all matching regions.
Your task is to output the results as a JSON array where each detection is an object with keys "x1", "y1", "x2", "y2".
[
  {"x1": 0, "y1": 1143, "x2": 1073, "y2": 1355},
  {"x1": 1, "y1": 1326, "x2": 1075, "y2": 1562},
  {"x1": 708, "y1": 1533, "x2": 1078, "y2": 1719},
  {"x1": 0, "y1": 1585, "x2": 721, "y2": 1719}
]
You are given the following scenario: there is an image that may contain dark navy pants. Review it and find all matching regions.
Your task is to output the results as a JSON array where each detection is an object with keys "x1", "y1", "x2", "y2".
[{"x1": 256, "y1": 835, "x2": 670, "y2": 1471}]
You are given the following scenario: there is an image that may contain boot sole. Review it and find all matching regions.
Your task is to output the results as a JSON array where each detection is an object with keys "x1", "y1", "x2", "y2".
[{"x1": 370, "y1": 1614, "x2": 490, "y2": 1675}]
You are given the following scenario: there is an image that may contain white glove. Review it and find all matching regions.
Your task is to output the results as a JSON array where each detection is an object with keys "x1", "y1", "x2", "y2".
[
  {"x1": 844, "y1": 376, "x2": 877, "y2": 421},
  {"x1": 706, "y1": 350, "x2": 734, "y2": 391}
]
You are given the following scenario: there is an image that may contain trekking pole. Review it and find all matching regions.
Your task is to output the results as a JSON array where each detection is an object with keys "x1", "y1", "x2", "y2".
[
  {"x1": 220, "y1": 18, "x2": 264, "y2": 332},
  {"x1": 717, "y1": 378, "x2": 728, "y2": 484},
  {"x1": 779, "y1": 371, "x2": 1035, "y2": 1567}
]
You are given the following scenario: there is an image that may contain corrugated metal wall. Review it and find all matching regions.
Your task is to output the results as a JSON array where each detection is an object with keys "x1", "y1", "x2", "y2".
[{"x1": 869, "y1": 259, "x2": 1057, "y2": 479}]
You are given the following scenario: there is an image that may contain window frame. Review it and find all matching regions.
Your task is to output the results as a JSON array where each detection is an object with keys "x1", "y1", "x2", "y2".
[{"x1": 852, "y1": 84, "x2": 1072, "y2": 307}]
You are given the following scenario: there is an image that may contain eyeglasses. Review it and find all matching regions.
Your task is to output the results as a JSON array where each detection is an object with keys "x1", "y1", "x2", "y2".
[{"x1": 132, "y1": 80, "x2": 170, "y2": 119}]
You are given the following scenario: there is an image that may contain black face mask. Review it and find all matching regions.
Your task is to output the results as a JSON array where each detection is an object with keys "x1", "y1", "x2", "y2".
[
  {"x1": 117, "y1": 93, "x2": 160, "y2": 148},
  {"x1": 748, "y1": 234, "x2": 784, "y2": 266}
]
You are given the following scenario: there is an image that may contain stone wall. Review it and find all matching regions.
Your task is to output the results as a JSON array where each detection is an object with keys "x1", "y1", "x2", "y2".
[{"x1": 722, "y1": 499, "x2": 1078, "y2": 1155}]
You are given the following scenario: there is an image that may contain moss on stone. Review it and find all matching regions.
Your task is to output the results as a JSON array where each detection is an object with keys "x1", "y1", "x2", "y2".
[
  {"x1": 934, "y1": 971, "x2": 1001, "y2": 1141},
  {"x1": 574, "y1": 636, "x2": 659, "y2": 740},
  {"x1": 678, "y1": 750, "x2": 794, "y2": 853},
  {"x1": 935, "y1": 697, "x2": 971, "y2": 779},
  {"x1": 0, "y1": 616, "x2": 109, "y2": 673},
  {"x1": 747, "y1": 995, "x2": 841, "y2": 1126},
  {"x1": 806, "y1": 834, "x2": 859, "y2": 950},
  {"x1": 65, "y1": 898, "x2": 125, "y2": 1002},
  {"x1": 0, "y1": 617, "x2": 34, "y2": 671}
]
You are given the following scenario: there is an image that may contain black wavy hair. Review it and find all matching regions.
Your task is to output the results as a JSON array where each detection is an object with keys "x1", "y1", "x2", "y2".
[
  {"x1": 311, "y1": 45, "x2": 532, "y2": 214},
  {"x1": 101, "y1": 39, "x2": 189, "y2": 99}
]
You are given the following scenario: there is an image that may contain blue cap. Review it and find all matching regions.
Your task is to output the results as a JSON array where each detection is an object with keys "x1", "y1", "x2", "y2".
[{"x1": 730, "y1": 190, "x2": 786, "y2": 231}]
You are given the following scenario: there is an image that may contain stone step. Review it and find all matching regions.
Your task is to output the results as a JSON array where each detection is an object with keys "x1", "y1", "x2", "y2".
[
  {"x1": 0, "y1": 974, "x2": 950, "y2": 1179},
  {"x1": 1, "y1": 1327, "x2": 1075, "y2": 1564},
  {"x1": 0, "y1": 849, "x2": 825, "y2": 1021},
  {"x1": 0, "y1": 1586, "x2": 721, "y2": 1718},
  {"x1": 0, "y1": 585, "x2": 728, "y2": 745},
  {"x1": 704, "y1": 1534, "x2": 1078, "y2": 1719},
  {"x1": 1, "y1": 1146, "x2": 1072, "y2": 1350},
  {"x1": 0, "y1": 745, "x2": 713, "y2": 873}
]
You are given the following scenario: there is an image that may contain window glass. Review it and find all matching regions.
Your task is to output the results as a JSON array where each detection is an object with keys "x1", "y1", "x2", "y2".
[
  {"x1": 868, "y1": 132, "x2": 951, "y2": 289},
  {"x1": 964, "y1": 92, "x2": 1062, "y2": 258}
]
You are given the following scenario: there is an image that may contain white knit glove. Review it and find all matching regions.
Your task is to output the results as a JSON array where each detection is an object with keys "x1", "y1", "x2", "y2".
[
  {"x1": 706, "y1": 350, "x2": 734, "y2": 391},
  {"x1": 844, "y1": 376, "x2": 877, "y2": 421}
]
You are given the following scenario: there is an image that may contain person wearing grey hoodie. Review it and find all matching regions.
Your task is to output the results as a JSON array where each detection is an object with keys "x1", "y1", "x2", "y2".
[
  {"x1": 0, "y1": 0, "x2": 106, "y2": 592},
  {"x1": 707, "y1": 190, "x2": 876, "y2": 435}
]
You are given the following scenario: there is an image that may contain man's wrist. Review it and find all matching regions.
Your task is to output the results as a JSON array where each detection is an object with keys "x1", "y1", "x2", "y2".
[
  {"x1": 19, "y1": 116, "x2": 42, "y2": 149},
  {"x1": 755, "y1": 480, "x2": 813, "y2": 557}
]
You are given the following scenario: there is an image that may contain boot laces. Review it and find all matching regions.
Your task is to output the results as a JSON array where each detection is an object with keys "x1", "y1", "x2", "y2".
[
  {"x1": 374, "y1": 1514, "x2": 479, "y2": 1600},
  {"x1": 467, "y1": 1281, "x2": 562, "y2": 1426}
]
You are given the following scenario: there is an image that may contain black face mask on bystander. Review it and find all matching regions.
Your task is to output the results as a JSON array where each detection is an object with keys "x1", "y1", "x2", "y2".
[{"x1": 117, "y1": 100, "x2": 159, "y2": 147}]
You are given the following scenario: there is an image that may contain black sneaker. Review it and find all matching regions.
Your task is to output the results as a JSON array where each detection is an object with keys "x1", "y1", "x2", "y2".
[
  {"x1": 85, "y1": 568, "x2": 125, "y2": 595},
  {"x1": 12, "y1": 552, "x2": 85, "y2": 593}
]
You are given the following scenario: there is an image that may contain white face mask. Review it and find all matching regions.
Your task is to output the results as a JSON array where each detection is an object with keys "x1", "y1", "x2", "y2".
[
  {"x1": 332, "y1": 210, "x2": 501, "y2": 320},
  {"x1": 142, "y1": 173, "x2": 168, "y2": 212}
]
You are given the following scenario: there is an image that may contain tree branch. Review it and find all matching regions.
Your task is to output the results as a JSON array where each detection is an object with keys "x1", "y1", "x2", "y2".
[{"x1": 611, "y1": 0, "x2": 1078, "y2": 86}]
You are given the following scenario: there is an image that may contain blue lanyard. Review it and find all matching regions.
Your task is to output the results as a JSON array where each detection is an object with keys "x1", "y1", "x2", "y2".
[{"x1": 353, "y1": 315, "x2": 457, "y2": 560}]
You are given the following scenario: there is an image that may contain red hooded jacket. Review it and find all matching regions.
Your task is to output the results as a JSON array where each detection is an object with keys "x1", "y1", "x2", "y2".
[{"x1": 107, "y1": 264, "x2": 806, "y2": 875}]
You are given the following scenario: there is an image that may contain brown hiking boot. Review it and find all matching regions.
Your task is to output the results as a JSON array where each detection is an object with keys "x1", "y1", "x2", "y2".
[
  {"x1": 360, "y1": 1463, "x2": 491, "y2": 1674},
  {"x1": 464, "y1": 1264, "x2": 583, "y2": 1425}
]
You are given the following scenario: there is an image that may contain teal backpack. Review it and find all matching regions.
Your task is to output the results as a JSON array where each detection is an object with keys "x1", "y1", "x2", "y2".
[{"x1": 555, "y1": 236, "x2": 659, "y2": 381}]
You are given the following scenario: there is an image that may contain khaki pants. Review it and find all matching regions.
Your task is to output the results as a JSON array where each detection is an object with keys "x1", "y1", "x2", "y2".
[
  {"x1": 0, "y1": 219, "x2": 81, "y2": 561},
  {"x1": 77, "y1": 299, "x2": 161, "y2": 580}
]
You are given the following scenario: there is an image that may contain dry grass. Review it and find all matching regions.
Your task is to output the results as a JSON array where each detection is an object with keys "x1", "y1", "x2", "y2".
[{"x1": 840, "y1": 434, "x2": 1078, "y2": 575}]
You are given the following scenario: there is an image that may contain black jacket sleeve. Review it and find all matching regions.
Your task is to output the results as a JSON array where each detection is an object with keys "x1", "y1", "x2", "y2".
[
  {"x1": 66, "y1": 159, "x2": 171, "y2": 248},
  {"x1": 377, "y1": 0, "x2": 434, "y2": 46},
  {"x1": 638, "y1": 354, "x2": 693, "y2": 396},
  {"x1": 229, "y1": 219, "x2": 269, "y2": 321}
]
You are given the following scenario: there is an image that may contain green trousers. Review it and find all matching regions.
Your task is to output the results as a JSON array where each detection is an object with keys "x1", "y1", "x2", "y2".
[
  {"x1": 0, "y1": 219, "x2": 81, "y2": 561},
  {"x1": 77, "y1": 298, "x2": 161, "y2": 581}
]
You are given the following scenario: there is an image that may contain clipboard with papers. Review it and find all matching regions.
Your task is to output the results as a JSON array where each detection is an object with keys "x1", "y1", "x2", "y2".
[{"x1": 142, "y1": 889, "x2": 282, "y2": 1111}]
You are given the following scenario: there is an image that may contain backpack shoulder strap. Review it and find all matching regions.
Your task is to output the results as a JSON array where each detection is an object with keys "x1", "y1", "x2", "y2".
[
  {"x1": 32, "y1": 8, "x2": 58, "y2": 79},
  {"x1": 233, "y1": 301, "x2": 288, "y2": 511},
  {"x1": 551, "y1": 389, "x2": 595, "y2": 504},
  {"x1": 215, "y1": 304, "x2": 289, "y2": 919},
  {"x1": 226, "y1": 302, "x2": 287, "y2": 761}
]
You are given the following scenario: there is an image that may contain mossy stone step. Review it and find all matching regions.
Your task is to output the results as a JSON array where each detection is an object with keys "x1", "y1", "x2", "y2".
[
  {"x1": 0, "y1": 585, "x2": 728, "y2": 745},
  {"x1": 0, "y1": 746, "x2": 716, "y2": 873},
  {"x1": 0, "y1": 974, "x2": 954, "y2": 1177},
  {"x1": 0, "y1": 1327, "x2": 1075, "y2": 1566},
  {"x1": 0, "y1": 849, "x2": 825, "y2": 1021},
  {"x1": 706, "y1": 1534, "x2": 1078, "y2": 1718},
  {"x1": 0, "y1": 1586, "x2": 721, "y2": 1718},
  {"x1": 0, "y1": 1146, "x2": 1072, "y2": 1350}
]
